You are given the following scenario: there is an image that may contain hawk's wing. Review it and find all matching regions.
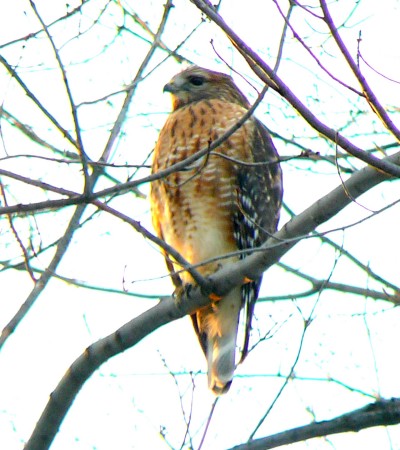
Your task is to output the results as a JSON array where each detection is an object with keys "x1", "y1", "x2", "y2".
[{"x1": 233, "y1": 118, "x2": 283, "y2": 360}]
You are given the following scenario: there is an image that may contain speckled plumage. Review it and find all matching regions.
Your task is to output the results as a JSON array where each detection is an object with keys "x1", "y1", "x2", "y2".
[{"x1": 150, "y1": 66, "x2": 283, "y2": 394}]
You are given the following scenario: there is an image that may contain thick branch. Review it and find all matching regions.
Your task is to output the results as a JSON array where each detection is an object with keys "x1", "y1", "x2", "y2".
[
  {"x1": 229, "y1": 398, "x2": 400, "y2": 450},
  {"x1": 24, "y1": 151, "x2": 399, "y2": 450}
]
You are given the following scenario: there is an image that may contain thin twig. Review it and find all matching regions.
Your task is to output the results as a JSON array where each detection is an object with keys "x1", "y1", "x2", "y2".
[
  {"x1": 272, "y1": 0, "x2": 363, "y2": 96},
  {"x1": 0, "y1": 182, "x2": 36, "y2": 282},
  {"x1": 274, "y1": 262, "x2": 400, "y2": 304},
  {"x1": 0, "y1": 2, "x2": 87, "y2": 50},
  {"x1": 93, "y1": 200, "x2": 208, "y2": 291},
  {"x1": 0, "y1": 54, "x2": 77, "y2": 147},
  {"x1": 319, "y1": 0, "x2": 400, "y2": 142},
  {"x1": 282, "y1": 203, "x2": 400, "y2": 294},
  {"x1": 248, "y1": 306, "x2": 312, "y2": 440},
  {"x1": 197, "y1": 398, "x2": 218, "y2": 450},
  {"x1": 29, "y1": 0, "x2": 91, "y2": 193}
]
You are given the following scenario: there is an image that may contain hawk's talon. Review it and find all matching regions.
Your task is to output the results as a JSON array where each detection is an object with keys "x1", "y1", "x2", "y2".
[
  {"x1": 175, "y1": 284, "x2": 222, "y2": 304},
  {"x1": 173, "y1": 283, "x2": 194, "y2": 306}
]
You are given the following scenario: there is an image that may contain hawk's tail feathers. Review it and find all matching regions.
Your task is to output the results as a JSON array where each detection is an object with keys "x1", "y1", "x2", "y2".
[
  {"x1": 199, "y1": 288, "x2": 242, "y2": 395},
  {"x1": 207, "y1": 329, "x2": 237, "y2": 395}
]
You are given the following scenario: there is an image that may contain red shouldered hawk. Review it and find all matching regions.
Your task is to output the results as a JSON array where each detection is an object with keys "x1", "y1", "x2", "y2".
[{"x1": 151, "y1": 66, "x2": 282, "y2": 394}]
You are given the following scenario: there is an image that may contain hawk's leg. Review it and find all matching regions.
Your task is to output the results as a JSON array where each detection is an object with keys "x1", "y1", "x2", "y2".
[
  {"x1": 173, "y1": 283, "x2": 194, "y2": 308},
  {"x1": 173, "y1": 283, "x2": 223, "y2": 308}
]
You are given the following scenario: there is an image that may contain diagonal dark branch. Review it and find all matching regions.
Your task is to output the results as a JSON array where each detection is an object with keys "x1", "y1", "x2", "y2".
[
  {"x1": 93, "y1": 200, "x2": 208, "y2": 290},
  {"x1": 0, "y1": 2, "x2": 86, "y2": 50},
  {"x1": 0, "y1": 54, "x2": 78, "y2": 148},
  {"x1": 272, "y1": 0, "x2": 363, "y2": 96},
  {"x1": 0, "y1": 108, "x2": 68, "y2": 155},
  {"x1": 319, "y1": 0, "x2": 400, "y2": 142},
  {"x1": 229, "y1": 398, "x2": 400, "y2": 450},
  {"x1": 189, "y1": 0, "x2": 400, "y2": 178},
  {"x1": 0, "y1": 168, "x2": 80, "y2": 197},
  {"x1": 0, "y1": 182, "x2": 36, "y2": 282}
]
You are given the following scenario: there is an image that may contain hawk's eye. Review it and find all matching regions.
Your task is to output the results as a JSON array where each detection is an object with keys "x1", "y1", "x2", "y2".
[{"x1": 188, "y1": 75, "x2": 205, "y2": 86}]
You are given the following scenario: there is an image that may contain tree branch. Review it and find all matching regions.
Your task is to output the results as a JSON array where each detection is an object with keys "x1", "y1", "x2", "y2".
[
  {"x1": 229, "y1": 398, "x2": 400, "y2": 450},
  {"x1": 206, "y1": 151, "x2": 399, "y2": 299},
  {"x1": 274, "y1": 262, "x2": 400, "y2": 304},
  {"x1": 0, "y1": 82, "x2": 271, "y2": 217},
  {"x1": 189, "y1": 0, "x2": 400, "y2": 178},
  {"x1": 0, "y1": 0, "x2": 173, "y2": 349},
  {"x1": 272, "y1": 0, "x2": 363, "y2": 96},
  {"x1": 0, "y1": 53, "x2": 77, "y2": 148},
  {"x1": 29, "y1": 0, "x2": 91, "y2": 192},
  {"x1": 319, "y1": 0, "x2": 400, "y2": 141},
  {"x1": 24, "y1": 149, "x2": 399, "y2": 449}
]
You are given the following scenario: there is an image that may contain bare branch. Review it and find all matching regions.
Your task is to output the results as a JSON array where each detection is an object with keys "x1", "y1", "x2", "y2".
[
  {"x1": 0, "y1": 182, "x2": 36, "y2": 282},
  {"x1": 249, "y1": 309, "x2": 311, "y2": 440},
  {"x1": 0, "y1": 2, "x2": 87, "y2": 50},
  {"x1": 274, "y1": 262, "x2": 400, "y2": 304},
  {"x1": 0, "y1": 108, "x2": 68, "y2": 155},
  {"x1": 92, "y1": 200, "x2": 208, "y2": 291},
  {"x1": 282, "y1": 204, "x2": 400, "y2": 294},
  {"x1": 272, "y1": 0, "x2": 363, "y2": 96},
  {"x1": 0, "y1": 54, "x2": 78, "y2": 148},
  {"x1": 99, "y1": 0, "x2": 175, "y2": 165},
  {"x1": 190, "y1": 0, "x2": 400, "y2": 177},
  {"x1": 229, "y1": 399, "x2": 400, "y2": 450},
  {"x1": 29, "y1": 0, "x2": 91, "y2": 192},
  {"x1": 319, "y1": 0, "x2": 400, "y2": 141},
  {"x1": 0, "y1": 0, "x2": 174, "y2": 348},
  {"x1": 24, "y1": 149, "x2": 399, "y2": 449}
]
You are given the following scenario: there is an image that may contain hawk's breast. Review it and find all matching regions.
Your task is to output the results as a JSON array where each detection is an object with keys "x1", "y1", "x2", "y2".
[{"x1": 151, "y1": 99, "x2": 255, "y2": 280}]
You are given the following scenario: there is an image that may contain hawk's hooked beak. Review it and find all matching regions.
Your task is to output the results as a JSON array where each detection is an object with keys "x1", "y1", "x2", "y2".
[{"x1": 163, "y1": 81, "x2": 177, "y2": 93}]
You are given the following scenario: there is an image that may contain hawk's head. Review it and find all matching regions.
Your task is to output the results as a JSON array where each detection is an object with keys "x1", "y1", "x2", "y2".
[{"x1": 163, "y1": 66, "x2": 250, "y2": 111}]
